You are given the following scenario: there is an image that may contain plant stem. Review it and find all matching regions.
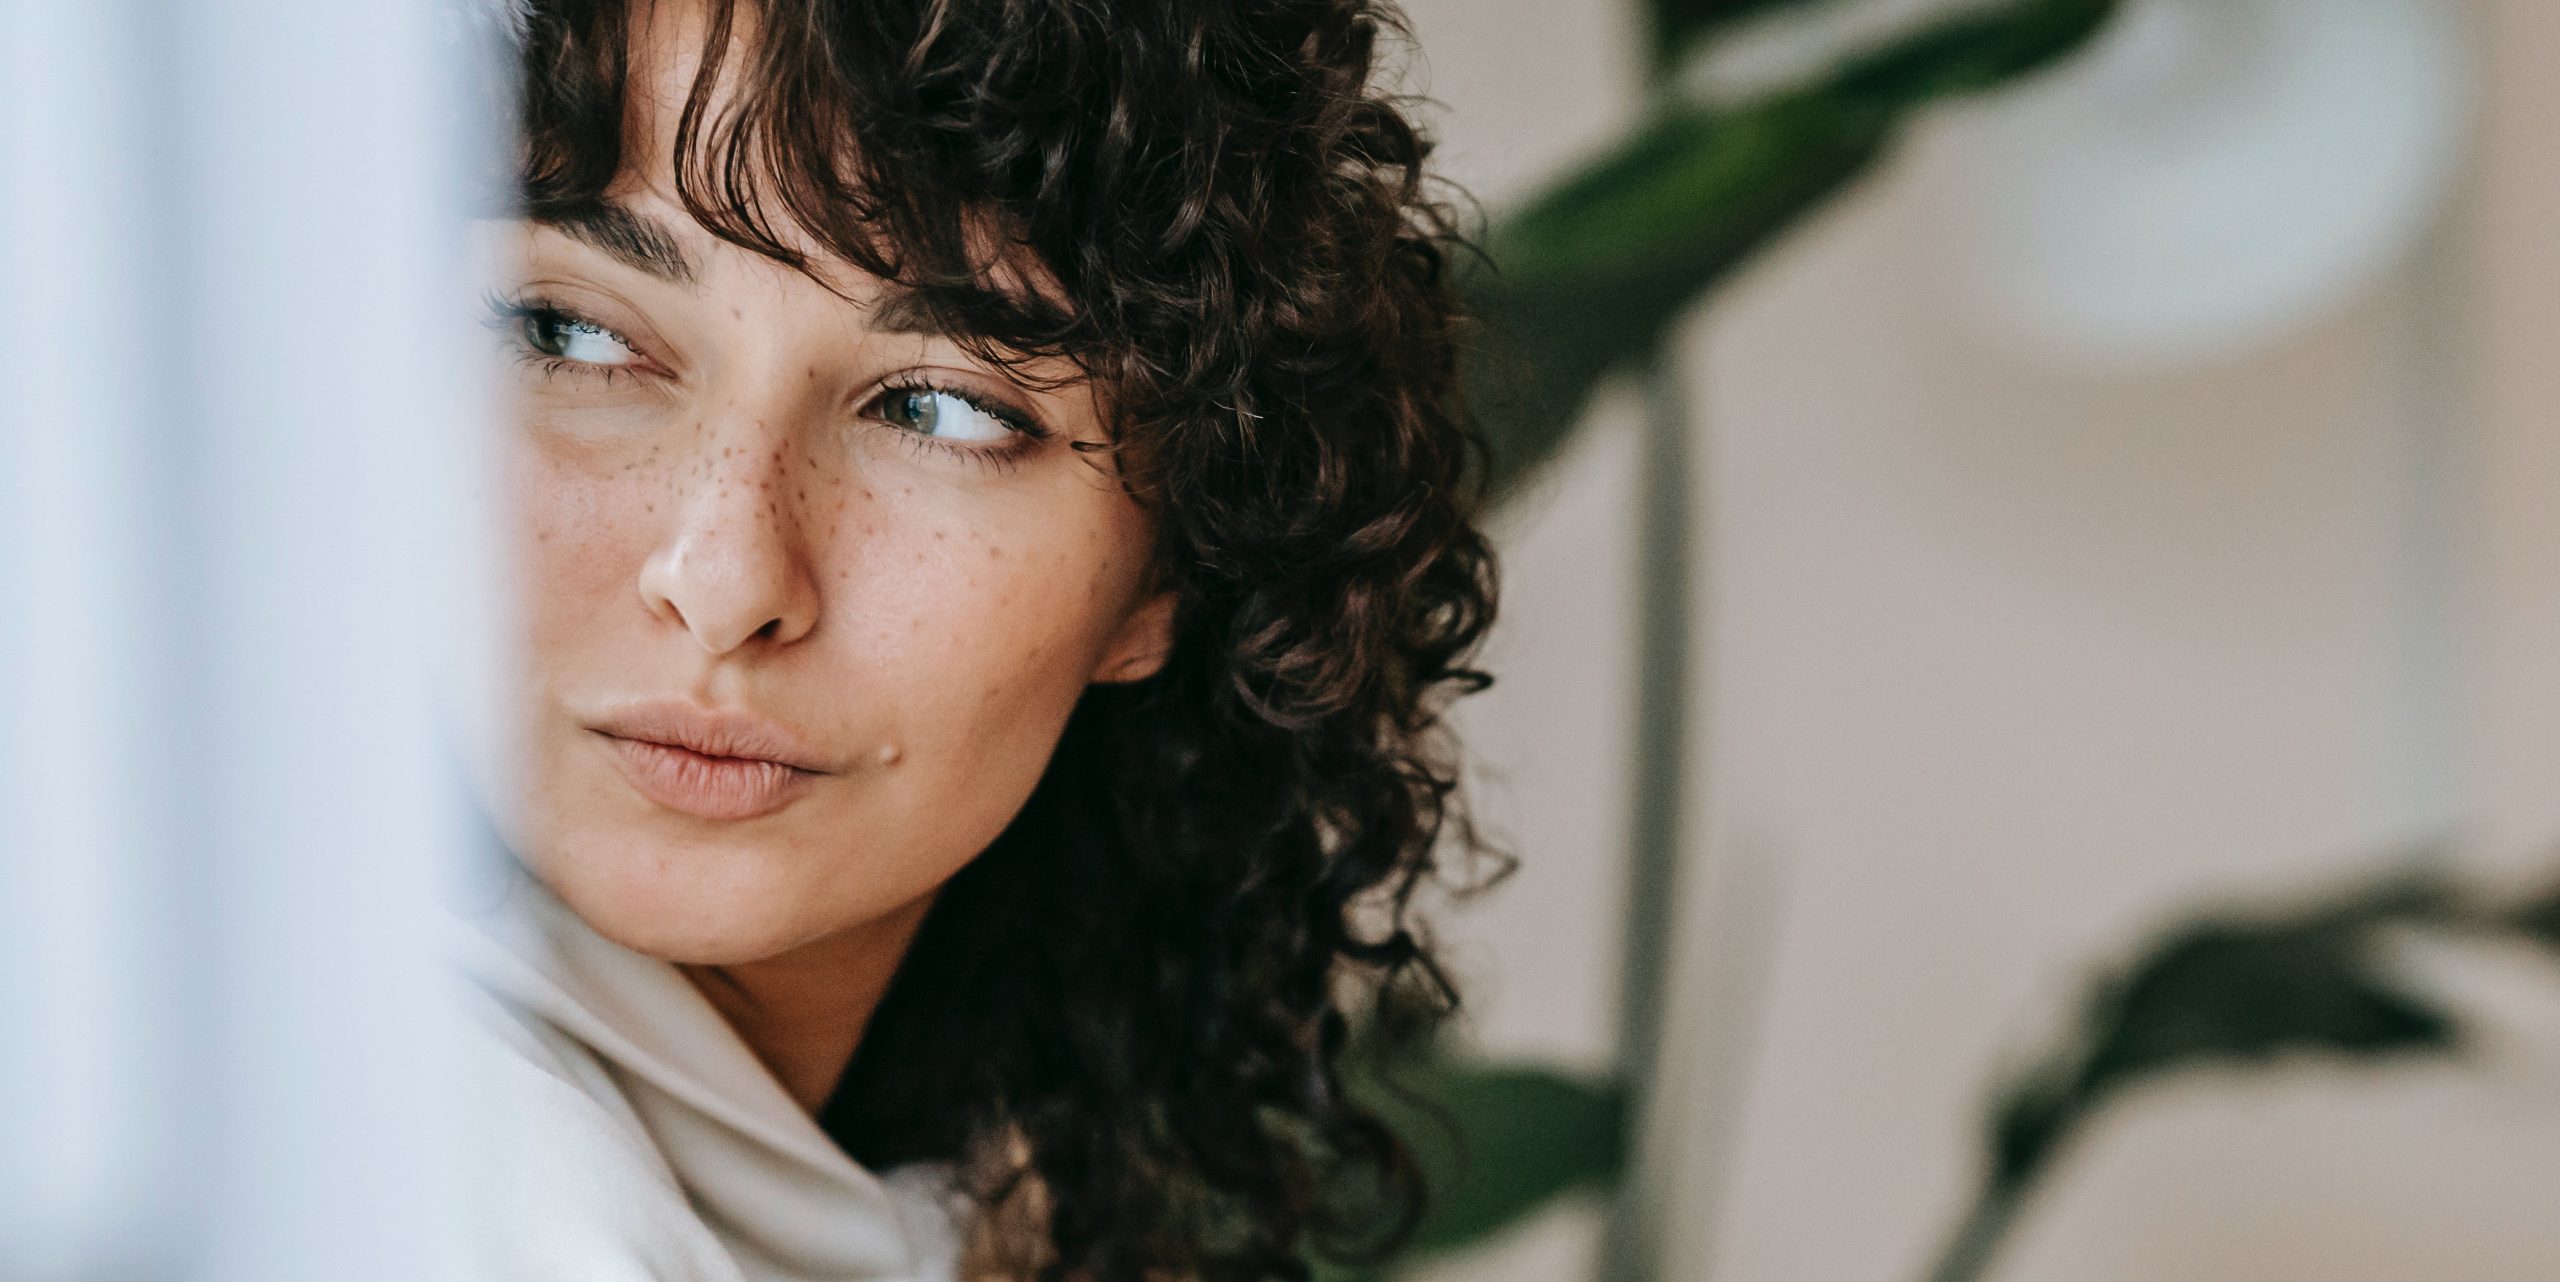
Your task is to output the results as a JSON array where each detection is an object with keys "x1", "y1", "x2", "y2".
[
  {"x1": 1925, "y1": 1182, "x2": 2028, "y2": 1282},
  {"x1": 1597, "y1": 343, "x2": 1698, "y2": 1282}
]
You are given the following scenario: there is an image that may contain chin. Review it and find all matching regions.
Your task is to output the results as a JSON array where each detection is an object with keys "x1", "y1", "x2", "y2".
[{"x1": 527, "y1": 828, "x2": 847, "y2": 965}]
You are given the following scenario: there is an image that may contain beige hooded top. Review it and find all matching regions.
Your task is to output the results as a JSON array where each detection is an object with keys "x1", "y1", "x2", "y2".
[{"x1": 447, "y1": 868, "x2": 969, "y2": 1282}]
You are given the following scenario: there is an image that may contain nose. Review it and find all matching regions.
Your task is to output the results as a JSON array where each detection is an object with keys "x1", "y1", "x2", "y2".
[{"x1": 635, "y1": 428, "x2": 822, "y2": 655}]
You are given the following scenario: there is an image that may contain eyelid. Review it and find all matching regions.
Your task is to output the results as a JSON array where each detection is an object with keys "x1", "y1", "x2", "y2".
[
  {"x1": 868, "y1": 369, "x2": 1055, "y2": 441},
  {"x1": 482, "y1": 287, "x2": 668, "y2": 373}
]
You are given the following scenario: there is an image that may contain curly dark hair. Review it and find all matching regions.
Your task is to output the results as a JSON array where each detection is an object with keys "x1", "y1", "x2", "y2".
[{"x1": 507, "y1": 0, "x2": 1503, "y2": 1277}]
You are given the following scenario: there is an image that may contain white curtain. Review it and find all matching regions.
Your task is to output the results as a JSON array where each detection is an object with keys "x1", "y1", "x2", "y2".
[{"x1": 1, "y1": 1, "x2": 485, "y2": 1277}]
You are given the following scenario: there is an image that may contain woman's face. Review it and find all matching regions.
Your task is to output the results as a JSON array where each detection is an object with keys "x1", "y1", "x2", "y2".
[{"x1": 479, "y1": 19, "x2": 1171, "y2": 965}]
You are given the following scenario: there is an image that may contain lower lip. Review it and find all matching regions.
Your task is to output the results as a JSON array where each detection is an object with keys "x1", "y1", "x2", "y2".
[{"x1": 597, "y1": 732, "x2": 817, "y2": 821}]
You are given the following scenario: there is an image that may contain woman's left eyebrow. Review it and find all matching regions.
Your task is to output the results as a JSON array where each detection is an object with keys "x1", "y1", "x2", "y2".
[
  {"x1": 536, "y1": 198, "x2": 699, "y2": 288},
  {"x1": 862, "y1": 288, "x2": 950, "y2": 338}
]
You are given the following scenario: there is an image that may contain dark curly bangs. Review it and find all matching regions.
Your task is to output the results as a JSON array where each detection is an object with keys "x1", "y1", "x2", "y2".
[{"x1": 509, "y1": 0, "x2": 1503, "y2": 1277}]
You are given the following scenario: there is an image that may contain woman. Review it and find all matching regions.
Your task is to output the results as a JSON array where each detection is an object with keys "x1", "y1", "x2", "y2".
[{"x1": 453, "y1": 0, "x2": 1498, "y2": 1278}]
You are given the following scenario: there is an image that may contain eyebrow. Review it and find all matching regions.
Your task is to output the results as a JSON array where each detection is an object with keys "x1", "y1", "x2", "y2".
[
  {"x1": 528, "y1": 198, "x2": 1010, "y2": 346},
  {"x1": 537, "y1": 199, "x2": 699, "y2": 287},
  {"x1": 864, "y1": 288, "x2": 953, "y2": 338}
]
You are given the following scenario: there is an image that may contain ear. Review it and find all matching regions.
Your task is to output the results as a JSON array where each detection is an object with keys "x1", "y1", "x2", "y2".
[{"x1": 1089, "y1": 588, "x2": 1177, "y2": 685}]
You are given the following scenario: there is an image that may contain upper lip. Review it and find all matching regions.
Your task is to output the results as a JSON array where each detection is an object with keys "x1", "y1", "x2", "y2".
[{"x1": 588, "y1": 700, "x2": 835, "y2": 773}]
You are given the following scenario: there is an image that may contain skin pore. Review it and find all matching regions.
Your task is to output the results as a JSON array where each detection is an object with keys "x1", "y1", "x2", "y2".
[{"x1": 483, "y1": 0, "x2": 1174, "y2": 1112}]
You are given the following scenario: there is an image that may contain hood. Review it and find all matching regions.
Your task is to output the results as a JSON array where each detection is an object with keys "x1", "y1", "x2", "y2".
[{"x1": 445, "y1": 860, "x2": 962, "y2": 1282}]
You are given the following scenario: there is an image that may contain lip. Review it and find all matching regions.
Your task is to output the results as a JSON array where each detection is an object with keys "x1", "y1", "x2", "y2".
[{"x1": 587, "y1": 701, "x2": 832, "y2": 822}]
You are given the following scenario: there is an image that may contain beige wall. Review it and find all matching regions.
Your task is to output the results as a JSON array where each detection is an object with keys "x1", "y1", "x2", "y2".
[{"x1": 1397, "y1": 0, "x2": 2560, "y2": 1278}]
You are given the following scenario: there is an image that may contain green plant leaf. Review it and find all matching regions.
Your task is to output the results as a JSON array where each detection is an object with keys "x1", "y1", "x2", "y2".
[
  {"x1": 1833, "y1": 0, "x2": 2116, "y2": 102},
  {"x1": 2506, "y1": 877, "x2": 2560, "y2": 948},
  {"x1": 1327, "y1": 1046, "x2": 1628, "y2": 1276},
  {"x1": 1929, "y1": 876, "x2": 2464, "y2": 1282},
  {"x1": 1646, "y1": 0, "x2": 1839, "y2": 72},
  {"x1": 1466, "y1": 0, "x2": 2124, "y2": 501},
  {"x1": 1464, "y1": 90, "x2": 1887, "y2": 499},
  {"x1": 1994, "y1": 878, "x2": 2458, "y2": 1185}
]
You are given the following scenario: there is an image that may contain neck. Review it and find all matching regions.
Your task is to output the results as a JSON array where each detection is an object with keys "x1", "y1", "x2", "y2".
[{"x1": 678, "y1": 894, "x2": 935, "y2": 1115}]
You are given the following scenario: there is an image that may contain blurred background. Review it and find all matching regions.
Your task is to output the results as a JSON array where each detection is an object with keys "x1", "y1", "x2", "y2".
[{"x1": 1383, "y1": 0, "x2": 2560, "y2": 1279}]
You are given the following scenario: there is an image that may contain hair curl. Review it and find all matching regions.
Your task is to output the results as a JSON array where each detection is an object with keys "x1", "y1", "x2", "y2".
[{"x1": 509, "y1": 1, "x2": 1503, "y2": 1277}]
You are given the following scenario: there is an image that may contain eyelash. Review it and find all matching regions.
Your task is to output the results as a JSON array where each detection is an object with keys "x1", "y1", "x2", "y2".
[
  {"x1": 481, "y1": 291, "x2": 1055, "y2": 472},
  {"x1": 482, "y1": 291, "x2": 647, "y2": 388},
  {"x1": 866, "y1": 381, "x2": 1053, "y2": 473}
]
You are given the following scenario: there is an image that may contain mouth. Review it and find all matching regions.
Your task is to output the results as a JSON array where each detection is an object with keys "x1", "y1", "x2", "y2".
[{"x1": 587, "y1": 701, "x2": 832, "y2": 822}]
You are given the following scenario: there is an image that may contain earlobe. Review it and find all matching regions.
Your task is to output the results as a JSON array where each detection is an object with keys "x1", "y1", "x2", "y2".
[{"x1": 1091, "y1": 590, "x2": 1177, "y2": 684}]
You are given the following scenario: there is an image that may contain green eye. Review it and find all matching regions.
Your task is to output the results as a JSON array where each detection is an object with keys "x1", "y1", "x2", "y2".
[
  {"x1": 874, "y1": 386, "x2": 1018, "y2": 443},
  {"x1": 479, "y1": 293, "x2": 652, "y2": 389},
  {"x1": 522, "y1": 309, "x2": 638, "y2": 366}
]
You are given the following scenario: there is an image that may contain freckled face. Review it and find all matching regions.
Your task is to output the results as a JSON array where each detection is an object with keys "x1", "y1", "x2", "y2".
[{"x1": 479, "y1": 174, "x2": 1169, "y2": 962}]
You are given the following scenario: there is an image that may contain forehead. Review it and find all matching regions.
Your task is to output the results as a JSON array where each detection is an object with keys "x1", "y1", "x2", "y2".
[{"x1": 620, "y1": 0, "x2": 730, "y2": 182}]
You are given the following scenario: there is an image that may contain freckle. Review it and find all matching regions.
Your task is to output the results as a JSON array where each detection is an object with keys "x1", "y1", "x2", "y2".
[
  {"x1": 797, "y1": 489, "x2": 807, "y2": 502},
  {"x1": 646, "y1": 503, "x2": 655, "y2": 514},
  {"x1": 931, "y1": 529, "x2": 945, "y2": 541},
  {"x1": 805, "y1": 366, "x2": 817, "y2": 381},
  {"x1": 987, "y1": 544, "x2": 1002, "y2": 560},
  {"x1": 731, "y1": 306, "x2": 743, "y2": 320},
  {"x1": 861, "y1": 488, "x2": 874, "y2": 501},
  {"x1": 876, "y1": 742, "x2": 903, "y2": 767}
]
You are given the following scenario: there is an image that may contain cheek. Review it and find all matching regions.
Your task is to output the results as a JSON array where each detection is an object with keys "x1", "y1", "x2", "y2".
[
  {"x1": 857, "y1": 506, "x2": 1142, "y2": 753},
  {"x1": 508, "y1": 437, "x2": 664, "y2": 635}
]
